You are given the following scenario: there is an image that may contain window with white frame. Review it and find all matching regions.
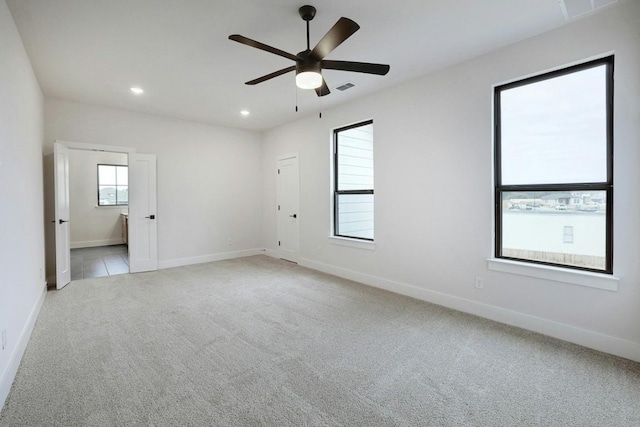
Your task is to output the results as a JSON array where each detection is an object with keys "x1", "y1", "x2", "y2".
[
  {"x1": 97, "y1": 164, "x2": 128, "y2": 206},
  {"x1": 333, "y1": 120, "x2": 374, "y2": 240},
  {"x1": 494, "y1": 56, "x2": 613, "y2": 273}
]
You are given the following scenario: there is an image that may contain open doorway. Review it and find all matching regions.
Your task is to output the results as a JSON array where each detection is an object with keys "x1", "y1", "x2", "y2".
[
  {"x1": 68, "y1": 150, "x2": 129, "y2": 280},
  {"x1": 46, "y1": 140, "x2": 158, "y2": 290}
]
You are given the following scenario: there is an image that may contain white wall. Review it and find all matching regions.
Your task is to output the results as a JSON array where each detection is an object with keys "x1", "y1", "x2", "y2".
[
  {"x1": 0, "y1": 0, "x2": 45, "y2": 407},
  {"x1": 69, "y1": 150, "x2": 128, "y2": 248},
  {"x1": 44, "y1": 98, "x2": 263, "y2": 270},
  {"x1": 262, "y1": 2, "x2": 640, "y2": 360}
]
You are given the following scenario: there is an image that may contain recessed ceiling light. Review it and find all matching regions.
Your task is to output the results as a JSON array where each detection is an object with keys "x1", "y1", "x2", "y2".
[
  {"x1": 130, "y1": 87, "x2": 144, "y2": 95},
  {"x1": 240, "y1": 110, "x2": 250, "y2": 116}
]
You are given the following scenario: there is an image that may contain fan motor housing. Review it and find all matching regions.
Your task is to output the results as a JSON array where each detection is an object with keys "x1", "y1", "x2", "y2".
[
  {"x1": 295, "y1": 49, "x2": 320, "y2": 74},
  {"x1": 296, "y1": 61, "x2": 321, "y2": 75}
]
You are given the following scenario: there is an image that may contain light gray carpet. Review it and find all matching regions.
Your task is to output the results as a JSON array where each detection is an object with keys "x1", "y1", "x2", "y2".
[{"x1": 1, "y1": 255, "x2": 639, "y2": 426}]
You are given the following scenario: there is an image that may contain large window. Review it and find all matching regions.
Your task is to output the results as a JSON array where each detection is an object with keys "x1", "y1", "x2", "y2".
[
  {"x1": 494, "y1": 56, "x2": 613, "y2": 273},
  {"x1": 97, "y1": 164, "x2": 128, "y2": 206},
  {"x1": 334, "y1": 120, "x2": 374, "y2": 240}
]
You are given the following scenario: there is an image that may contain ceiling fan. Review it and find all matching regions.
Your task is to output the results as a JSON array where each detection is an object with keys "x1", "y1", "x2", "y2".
[{"x1": 229, "y1": 5, "x2": 390, "y2": 97}]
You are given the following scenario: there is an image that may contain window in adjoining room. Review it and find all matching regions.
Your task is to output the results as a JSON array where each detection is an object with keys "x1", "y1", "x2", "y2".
[
  {"x1": 494, "y1": 56, "x2": 613, "y2": 273},
  {"x1": 98, "y1": 164, "x2": 128, "y2": 206}
]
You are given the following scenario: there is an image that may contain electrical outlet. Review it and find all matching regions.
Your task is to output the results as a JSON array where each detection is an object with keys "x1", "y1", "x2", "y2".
[
  {"x1": 1, "y1": 329, "x2": 6, "y2": 350},
  {"x1": 227, "y1": 238, "x2": 232, "y2": 247},
  {"x1": 475, "y1": 277, "x2": 484, "y2": 289}
]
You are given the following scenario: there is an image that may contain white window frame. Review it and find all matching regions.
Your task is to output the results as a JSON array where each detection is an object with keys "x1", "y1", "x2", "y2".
[{"x1": 97, "y1": 164, "x2": 129, "y2": 207}]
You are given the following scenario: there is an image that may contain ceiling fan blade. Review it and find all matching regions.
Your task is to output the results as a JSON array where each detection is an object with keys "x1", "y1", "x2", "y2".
[
  {"x1": 315, "y1": 79, "x2": 330, "y2": 97},
  {"x1": 245, "y1": 66, "x2": 296, "y2": 85},
  {"x1": 229, "y1": 34, "x2": 300, "y2": 62},
  {"x1": 310, "y1": 17, "x2": 360, "y2": 61},
  {"x1": 322, "y1": 60, "x2": 390, "y2": 75}
]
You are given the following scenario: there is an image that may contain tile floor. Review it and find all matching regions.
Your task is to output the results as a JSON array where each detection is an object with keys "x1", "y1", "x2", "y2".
[{"x1": 70, "y1": 244, "x2": 129, "y2": 280}]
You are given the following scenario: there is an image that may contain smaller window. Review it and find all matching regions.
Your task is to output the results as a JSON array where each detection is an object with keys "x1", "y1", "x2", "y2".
[
  {"x1": 333, "y1": 120, "x2": 374, "y2": 241},
  {"x1": 97, "y1": 164, "x2": 128, "y2": 206}
]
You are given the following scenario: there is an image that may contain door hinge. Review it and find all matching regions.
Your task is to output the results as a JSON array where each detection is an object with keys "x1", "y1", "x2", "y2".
[
  {"x1": 278, "y1": 169, "x2": 280, "y2": 174},
  {"x1": 278, "y1": 241, "x2": 281, "y2": 246},
  {"x1": 278, "y1": 205, "x2": 280, "y2": 210}
]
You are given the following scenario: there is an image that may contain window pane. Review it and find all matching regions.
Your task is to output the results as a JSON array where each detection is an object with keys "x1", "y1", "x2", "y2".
[
  {"x1": 337, "y1": 193, "x2": 374, "y2": 240},
  {"x1": 98, "y1": 165, "x2": 116, "y2": 185},
  {"x1": 500, "y1": 65, "x2": 607, "y2": 185},
  {"x1": 116, "y1": 166, "x2": 128, "y2": 185},
  {"x1": 99, "y1": 186, "x2": 117, "y2": 205},
  {"x1": 501, "y1": 190, "x2": 606, "y2": 270},
  {"x1": 337, "y1": 124, "x2": 373, "y2": 191},
  {"x1": 116, "y1": 186, "x2": 128, "y2": 204}
]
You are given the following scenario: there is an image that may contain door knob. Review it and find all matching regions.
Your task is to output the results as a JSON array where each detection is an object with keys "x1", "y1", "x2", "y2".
[
  {"x1": 58, "y1": 219, "x2": 69, "y2": 224},
  {"x1": 289, "y1": 214, "x2": 297, "y2": 218}
]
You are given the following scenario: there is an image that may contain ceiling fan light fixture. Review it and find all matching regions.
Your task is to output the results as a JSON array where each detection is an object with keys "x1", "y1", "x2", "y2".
[
  {"x1": 296, "y1": 70, "x2": 322, "y2": 89},
  {"x1": 229, "y1": 5, "x2": 389, "y2": 97}
]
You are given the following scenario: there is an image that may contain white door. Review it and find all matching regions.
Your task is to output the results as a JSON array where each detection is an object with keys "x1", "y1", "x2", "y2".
[
  {"x1": 53, "y1": 143, "x2": 71, "y2": 289},
  {"x1": 276, "y1": 154, "x2": 300, "y2": 262},
  {"x1": 128, "y1": 153, "x2": 158, "y2": 273}
]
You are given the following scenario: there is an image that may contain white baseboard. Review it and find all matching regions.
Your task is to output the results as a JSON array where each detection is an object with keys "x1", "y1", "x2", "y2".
[
  {"x1": 70, "y1": 238, "x2": 124, "y2": 249},
  {"x1": 0, "y1": 283, "x2": 47, "y2": 409},
  {"x1": 299, "y1": 257, "x2": 640, "y2": 363},
  {"x1": 158, "y1": 248, "x2": 266, "y2": 270}
]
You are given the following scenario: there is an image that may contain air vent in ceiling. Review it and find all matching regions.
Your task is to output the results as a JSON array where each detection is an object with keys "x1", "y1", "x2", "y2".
[
  {"x1": 559, "y1": 0, "x2": 618, "y2": 21},
  {"x1": 336, "y1": 82, "x2": 355, "y2": 91}
]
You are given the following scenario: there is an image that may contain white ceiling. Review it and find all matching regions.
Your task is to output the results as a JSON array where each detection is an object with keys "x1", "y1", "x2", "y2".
[{"x1": 6, "y1": 0, "x2": 622, "y2": 131}]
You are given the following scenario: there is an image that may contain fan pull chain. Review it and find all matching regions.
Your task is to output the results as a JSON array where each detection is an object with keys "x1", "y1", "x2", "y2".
[
  {"x1": 295, "y1": 83, "x2": 299, "y2": 112},
  {"x1": 319, "y1": 95, "x2": 322, "y2": 119}
]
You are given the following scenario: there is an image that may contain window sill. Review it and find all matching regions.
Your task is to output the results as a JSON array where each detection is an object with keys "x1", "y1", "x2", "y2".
[
  {"x1": 487, "y1": 258, "x2": 618, "y2": 292},
  {"x1": 329, "y1": 236, "x2": 376, "y2": 251}
]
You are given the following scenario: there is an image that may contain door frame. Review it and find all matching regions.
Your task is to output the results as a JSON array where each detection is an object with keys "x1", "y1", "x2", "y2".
[
  {"x1": 276, "y1": 152, "x2": 300, "y2": 263},
  {"x1": 51, "y1": 140, "x2": 156, "y2": 284},
  {"x1": 53, "y1": 143, "x2": 71, "y2": 289}
]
